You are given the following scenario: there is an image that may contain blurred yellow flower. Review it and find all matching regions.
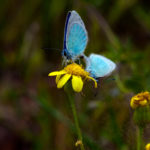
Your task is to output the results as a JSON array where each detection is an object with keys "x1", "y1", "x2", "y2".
[
  {"x1": 145, "y1": 143, "x2": 150, "y2": 150},
  {"x1": 130, "y1": 91, "x2": 150, "y2": 109},
  {"x1": 75, "y1": 140, "x2": 83, "y2": 147},
  {"x1": 48, "y1": 63, "x2": 97, "y2": 92}
]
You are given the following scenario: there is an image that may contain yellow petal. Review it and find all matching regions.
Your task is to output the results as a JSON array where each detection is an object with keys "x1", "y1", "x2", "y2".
[
  {"x1": 48, "y1": 70, "x2": 66, "y2": 76},
  {"x1": 130, "y1": 99, "x2": 137, "y2": 109},
  {"x1": 72, "y1": 75, "x2": 83, "y2": 92},
  {"x1": 56, "y1": 75, "x2": 61, "y2": 84},
  {"x1": 87, "y1": 76, "x2": 97, "y2": 88},
  {"x1": 57, "y1": 74, "x2": 71, "y2": 88},
  {"x1": 139, "y1": 99, "x2": 147, "y2": 106}
]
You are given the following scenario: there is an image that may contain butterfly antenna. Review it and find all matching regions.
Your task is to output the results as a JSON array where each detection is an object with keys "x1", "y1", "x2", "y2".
[
  {"x1": 42, "y1": 47, "x2": 61, "y2": 51},
  {"x1": 106, "y1": 77, "x2": 115, "y2": 81}
]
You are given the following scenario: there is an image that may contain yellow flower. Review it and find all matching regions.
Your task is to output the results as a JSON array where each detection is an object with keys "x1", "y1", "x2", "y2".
[
  {"x1": 75, "y1": 140, "x2": 83, "y2": 147},
  {"x1": 48, "y1": 63, "x2": 97, "y2": 92},
  {"x1": 130, "y1": 91, "x2": 150, "y2": 109},
  {"x1": 145, "y1": 143, "x2": 150, "y2": 150}
]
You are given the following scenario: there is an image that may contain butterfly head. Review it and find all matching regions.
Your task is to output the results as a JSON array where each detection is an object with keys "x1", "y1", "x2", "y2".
[
  {"x1": 62, "y1": 49, "x2": 72, "y2": 59},
  {"x1": 62, "y1": 49, "x2": 73, "y2": 64}
]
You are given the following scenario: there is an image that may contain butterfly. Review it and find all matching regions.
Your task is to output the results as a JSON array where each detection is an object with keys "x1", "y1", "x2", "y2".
[
  {"x1": 85, "y1": 53, "x2": 116, "y2": 78},
  {"x1": 62, "y1": 10, "x2": 88, "y2": 63},
  {"x1": 62, "y1": 10, "x2": 116, "y2": 78}
]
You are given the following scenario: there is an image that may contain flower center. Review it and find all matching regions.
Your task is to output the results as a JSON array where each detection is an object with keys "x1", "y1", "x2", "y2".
[{"x1": 64, "y1": 63, "x2": 89, "y2": 77}]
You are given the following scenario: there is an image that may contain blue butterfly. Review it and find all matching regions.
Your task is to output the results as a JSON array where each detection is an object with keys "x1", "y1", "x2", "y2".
[
  {"x1": 85, "y1": 53, "x2": 116, "y2": 78},
  {"x1": 62, "y1": 10, "x2": 116, "y2": 78},
  {"x1": 62, "y1": 10, "x2": 88, "y2": 63}
]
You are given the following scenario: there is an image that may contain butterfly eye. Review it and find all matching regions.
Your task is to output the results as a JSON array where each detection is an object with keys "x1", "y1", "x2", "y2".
[{"x1": 64, "y1": 51, "x2": 66, "y2": 56}]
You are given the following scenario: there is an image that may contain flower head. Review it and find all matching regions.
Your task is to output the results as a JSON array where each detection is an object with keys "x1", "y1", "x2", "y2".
[
  {"x1": 145, "y1": 143, "x2": 150, "y2": 150},
  {"x1": 48, "y1": 63, "x2": 97, "y2": 92},
  {"x1": 130, "y1": 91, "x2": 150, "y2": 109}
]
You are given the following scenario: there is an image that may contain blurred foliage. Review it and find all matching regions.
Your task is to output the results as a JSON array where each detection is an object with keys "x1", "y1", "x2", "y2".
[{"x1": 0, "y1": 0, "x2": 150, "y2": 150}]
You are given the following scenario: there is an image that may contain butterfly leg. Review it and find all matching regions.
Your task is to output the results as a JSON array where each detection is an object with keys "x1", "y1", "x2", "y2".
[
  {"x1": 82, "y1": 54, "x2": 89, "y2": 65},
  {"x1": 77, "y1": 58, "x2": 80, "y2": 64},
  {"x1": 62, "y1": 57, "x2": 67, "y2": 66}
]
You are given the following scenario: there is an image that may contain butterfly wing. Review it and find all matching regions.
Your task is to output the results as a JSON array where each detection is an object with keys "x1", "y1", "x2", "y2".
[
  {"x1": 86, "y1": 53, "x2": 116, "y2": 78},
  {"x1": 63, "y1": 11, "x2": 71, "y2": 50},
  {"x1": 65, "y1": 11, "x2": 88, "y2": 59}
]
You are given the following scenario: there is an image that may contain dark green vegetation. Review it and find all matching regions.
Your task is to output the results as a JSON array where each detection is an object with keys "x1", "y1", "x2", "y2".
[{"x1": 0, "y1": 0, "x2": 150, "y2": 150}]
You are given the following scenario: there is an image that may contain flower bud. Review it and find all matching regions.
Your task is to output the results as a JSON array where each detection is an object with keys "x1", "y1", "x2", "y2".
[
  {"x1": 130, "y1": 91, "x2": 150, "y2": 109},
  {"x1": 131, "y1": 92, "x2": 150, "y2": 127}
]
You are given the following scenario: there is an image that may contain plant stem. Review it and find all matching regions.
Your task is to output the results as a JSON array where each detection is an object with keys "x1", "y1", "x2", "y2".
[
  {"x1": 67, "y1": 91, "x2": 85, "y2": 150},
  {"x1": 137, "y1": 126, "x2": 143, "y2": 150}
]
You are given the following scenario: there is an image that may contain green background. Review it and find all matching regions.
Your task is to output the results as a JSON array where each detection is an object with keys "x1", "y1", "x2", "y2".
[{"x1": 0, "y1": 0, "x2": 150, "y2": 149}]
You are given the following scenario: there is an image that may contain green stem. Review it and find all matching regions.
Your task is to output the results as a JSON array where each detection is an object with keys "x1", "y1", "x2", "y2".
[
  {"x1": 137, "y1": 126, "x2": 143, "y2": 150},
  {"x1": 67, "y1": 91, "x2": 85, "y2": 150}
]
